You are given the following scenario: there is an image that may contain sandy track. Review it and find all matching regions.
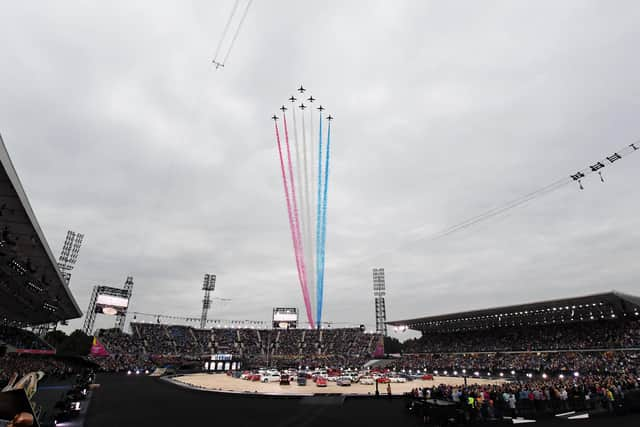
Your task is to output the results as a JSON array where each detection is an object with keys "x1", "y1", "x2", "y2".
[{"x1": 172, "y1": 373, "x2": 507, "y2": 396}]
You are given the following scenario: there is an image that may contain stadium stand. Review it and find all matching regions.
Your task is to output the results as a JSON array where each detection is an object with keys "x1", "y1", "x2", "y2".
[
  {"x1": 0, "y1": 134, "x2": 82, "y2": 325},
  {"x1": 94, "y1": 325, "x2": 381, "y2": 371},
  {"x1": 0, "y1": 324, "x2": 54, "y2": 353},
  {"x1": 386, "y1": 292, "x2": 640, "y2": 381}
]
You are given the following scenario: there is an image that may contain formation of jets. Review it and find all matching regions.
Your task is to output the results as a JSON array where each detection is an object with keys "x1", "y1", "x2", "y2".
[
  {"x1": 212, "y1": 60, "x2": 224, "y2": 69},
  {"x1": 273, "y1": 85, "x2": 333, "y2": 121}
]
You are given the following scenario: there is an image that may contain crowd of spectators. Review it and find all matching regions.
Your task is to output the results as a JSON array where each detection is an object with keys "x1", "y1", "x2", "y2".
[
  {"x1": 95, "y1": 325, "x2": 379, "y2": 371},
  {"x1": 0, "y1": 325, "x2": 54, "y2": 351},
  {"x1": 407, "y1": 373, "x2": 639, "y2": 421},
  {"x1": 403, "y1": 320, "x2": 640, "y2": 353},
  {"x1": 396, "y1": 351, "x2": 640, "y2": 376},
  {"x1": 238, "y1": 329, "x2": 262, "y2": 357},
  {"x1": 168, "y1": 325, "x2": 201, "y2": 355},
  {"x1": 213, "y1": 329, "x2": 238, "y2": 353},
  {"x1": 274, "y1": 329, "x2": 304, "y2": 355},
  {"x1": 97, "y1": 328, "x2": 144, "y2": 355},
  {"x1": 0, "y1": 354, "x2": 82, "y2": 385},
  {"x1": 131, "y1": 323, "x2": 176, "y2": 355}
]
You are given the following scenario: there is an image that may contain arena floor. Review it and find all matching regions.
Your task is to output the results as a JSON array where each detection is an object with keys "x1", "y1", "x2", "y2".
[{"x1": 172, "y1": 373, "x2": 507, "y2": 396}]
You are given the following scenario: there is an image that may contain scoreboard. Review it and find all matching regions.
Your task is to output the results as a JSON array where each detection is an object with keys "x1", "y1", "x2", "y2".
[{"x1": 273, "y1": 307, "x2": 298, "y2": 329}]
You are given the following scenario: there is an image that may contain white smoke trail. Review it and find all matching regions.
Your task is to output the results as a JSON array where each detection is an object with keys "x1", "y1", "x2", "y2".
[{"x1": 300, "y1": 108, "x2": 315, "y2": 317}]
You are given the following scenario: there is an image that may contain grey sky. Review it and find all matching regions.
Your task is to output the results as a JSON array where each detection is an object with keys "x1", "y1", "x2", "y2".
[{"x1": 1, "y1": 1, "x2": 639, "y2": 338}]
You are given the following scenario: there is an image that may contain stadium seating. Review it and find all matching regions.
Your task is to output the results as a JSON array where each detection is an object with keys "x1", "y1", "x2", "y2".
[
  {"x1": 95, "y1": 325, "x2": 380, "y2": 371},
  {"x1": 402, "y1": 320, "x2": 640, "y2": 353},
  {"x1": 0, "y1": 325, "x2": 54, "y2": 352}
]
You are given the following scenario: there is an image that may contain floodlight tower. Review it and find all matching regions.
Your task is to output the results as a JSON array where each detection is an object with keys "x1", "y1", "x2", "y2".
[
  {"x1": 34, "y1": 230, "x2": 84, "y2": 333},
  {"x1": 57, "y1": 230, "x2": 84, "y2": 284},
  {"x1": 200, "y1": 274, "x2": 216, "y2": 329},
  {"x1": 372, "y1": 268, "x2": 388, "y2": 336},
  {"x1": 115, "y1": 276, "x2": 134, "y2": 331},
  {"x1": 83, "y1": 285, "x2": 99, "y2": 335}
]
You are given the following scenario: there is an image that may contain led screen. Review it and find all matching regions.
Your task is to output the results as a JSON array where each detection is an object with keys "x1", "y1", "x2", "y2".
[{"x1": 96, "y1": 294, "x2": 129, "y2": 308}]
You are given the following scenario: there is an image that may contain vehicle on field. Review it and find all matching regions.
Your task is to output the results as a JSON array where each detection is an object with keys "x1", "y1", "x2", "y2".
[
  {"x1": 297, "y1": 375, "x2": 307, "y2": 386},
  {"x1": 250, "y1": 374, "x2": 261, "y2": 381},
  {"x1": 316, "y1": 377, "x2": 328, "y2": 387},
  {"x1": 376, "y1": 377, "x2": 390, "y2": 384},
  {"x1": 359, "y1": 376, "x2": 375, "y2": 385},
  {"x1": 421, "y1": 374, "x2": 434, "y2": 380},
  {"x1": 262, "y1": 373, "x2": 280, "y2": 383},
  {"x1": 336, "y1": 377, "x2": 352, "y2": 386},
  {"x1": 279, "y1": 377, "x2": 290, "y2": 385}
]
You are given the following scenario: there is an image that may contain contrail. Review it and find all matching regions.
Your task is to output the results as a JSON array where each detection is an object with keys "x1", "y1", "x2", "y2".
[
  {"x1": 291, "y1": 103, "x2": 312, "y2": 318},
  {"x1": 211, "y1": 0, "x2": 239, "y2": 65},
  {"x1": 315, "y1": 111, "x2": 324, "y2": 325},
  {"x1": 221, "y1": 0, "x2": 253, "y2": 65},
  {"x1": 309, "y1": 103, "x2": 317, "y2": 324},
  {"x1": 298, "y1": 107, "x2": 315, "y2": 317},
  {"x1": 274, "y1": 118, "x2": 314, "y2": 327},
  {"x1": 283, "y1": 110, "x2": 314, "y2": 328},
  {"x1": 317, "y1": 115, "x2": 331, "y2": 326}
]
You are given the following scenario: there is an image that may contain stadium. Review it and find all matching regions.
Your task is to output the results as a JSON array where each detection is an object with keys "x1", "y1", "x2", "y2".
[
  {"x1": 1, "y1": 133, "x2": 639, "y2": 425},
  {"x1": 2, "y1": 2, "x2": 640, "y2": 427}
]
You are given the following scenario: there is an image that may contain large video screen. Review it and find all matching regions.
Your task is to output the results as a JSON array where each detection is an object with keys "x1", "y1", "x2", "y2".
[
  {"x1": 273, "y1": 308, "x2": 297, "y2": 322},
  {"x1": 96, "y1": 294, "x2": 129, "y2": 308},
  {"x1": 95, "y1": 292, "x2": 129, "y2": 316},
  {"x1": 273, "y1": 307, "x2": 297, "y2": 328},
  {"x1": 273, "y1": 312, "x2": 297, "y2": 322}
]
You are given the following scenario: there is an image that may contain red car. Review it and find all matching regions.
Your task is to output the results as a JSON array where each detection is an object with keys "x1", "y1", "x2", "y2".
[
  {"x1": 376, "y1": 377, "x2": 390, "y2": 384},
  {"x1": 250, "y1": 374, "x2": 261, "y2": 381},
  {"x1": 316, "y1": 377, "x2": 328, "y2": 387},
  {"x1": 421, "y1": 374, "x2": 434, "y2": 380}
]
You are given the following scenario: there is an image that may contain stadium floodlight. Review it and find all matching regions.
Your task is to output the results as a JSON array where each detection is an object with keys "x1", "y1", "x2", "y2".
[
  {"x1": 542, "y1": 373, "x2": 548, "y2": 379},
  {"x1": 510, "y1": 370, "x2": 516, "y2": 375},
  {"x1": 443, "y1": 370, "x2": 448, "y2": 375},
  {"x1": 474, "y1": 371, "x2": 480, "y2": 377},
  {"x1": 453, "y1": 371, "x2": 458, "y2": 376},
  {"x1": 372, "y1": 268, "x2": 388, "y2": 335},
  {"x1": 200, "y1": 273, "x2": 216, "y2": 329},
  {"x1": 57, "y1": 230, "x2": 84, "y2": 285},
  {"x1": 462, "y1": 369, "x2": 466, "y2": 374},
  {"x1": 499, "y1": 373, "x2": 504, "y2": 377},
  {"x1": 559, "y1": 374, "x2": 565, "y2": 379},
  {"x1": 573, "y1": 372, "x2": 580, "y2": 378}
]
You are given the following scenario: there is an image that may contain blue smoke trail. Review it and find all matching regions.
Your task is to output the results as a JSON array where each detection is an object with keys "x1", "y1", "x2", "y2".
[
  {"x1": 317, "y1": 118, "x2": 331, "y2": 326},
  {"x1": 315, "y1": 112, "x2": 323, "y2": 325}
]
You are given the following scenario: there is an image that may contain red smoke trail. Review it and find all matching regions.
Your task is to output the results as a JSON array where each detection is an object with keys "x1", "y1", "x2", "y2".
[
  {"x1": 274, "y1": 119, "x2": 315, "y2": 327},
  {"x1": 282, "y1": 112, "x2": 314, "y2": 327}
]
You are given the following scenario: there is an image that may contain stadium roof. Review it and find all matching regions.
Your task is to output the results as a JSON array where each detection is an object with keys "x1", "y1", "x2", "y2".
[
  {"x1": 387, "y1": 291, "x2": 640, "y2": 333},
  {"x1": 0, "y1": 134, "x2": 82, "y2": 324}
]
